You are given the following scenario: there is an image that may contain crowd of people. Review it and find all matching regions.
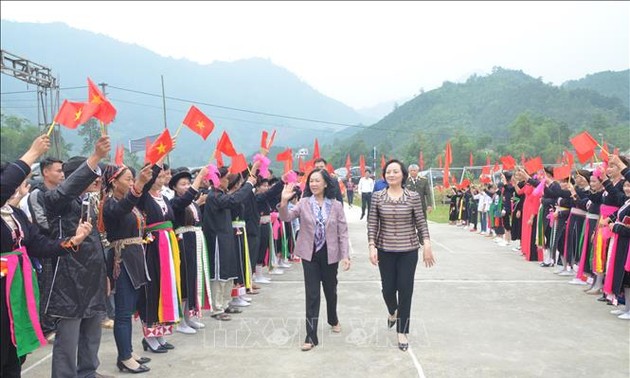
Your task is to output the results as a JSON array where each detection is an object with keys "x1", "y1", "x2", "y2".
[
  {"x1": 443, "y1": 156, "x2": 630, "y2": 319},
  {"x1": 5, "y1": 130, "x2": 626, "y2": 377},
  {"x1": 0, "y1": 134, "x2": 357, "y2": 376}
]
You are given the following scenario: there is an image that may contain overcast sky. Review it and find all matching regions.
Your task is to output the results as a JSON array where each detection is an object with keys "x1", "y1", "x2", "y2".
[{"x1": 2, "y1": 1, "x2": 628, "y2": 109}]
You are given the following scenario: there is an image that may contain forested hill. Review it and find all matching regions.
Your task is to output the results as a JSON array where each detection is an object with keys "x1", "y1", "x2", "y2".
[
  {"x1": 325, "y1": 67, "x2": 629, "y2": 169},
  {"x1": 562, "y1": 70, "x2": 630, "y2": 105}
]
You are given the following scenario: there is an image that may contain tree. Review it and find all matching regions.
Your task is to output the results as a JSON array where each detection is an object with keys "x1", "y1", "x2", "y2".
[
  {"x1": 1, "y1": 113, "x2": 71, "y2": 162},
  {"x1": 78, "y1": 119, "x2": 101, "y2": 156}
]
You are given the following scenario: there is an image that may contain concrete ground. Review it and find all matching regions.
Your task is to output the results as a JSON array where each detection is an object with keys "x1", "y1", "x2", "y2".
[{"x1": 22, "y1": 205, "x2": 629, "y2": 378}]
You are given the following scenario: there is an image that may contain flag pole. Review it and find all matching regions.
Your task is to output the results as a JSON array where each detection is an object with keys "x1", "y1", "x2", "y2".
[
  {"x1": 45, "y1": 122, "x2": 56, "y2": 137},
  {"x1": 100, "y1": 121, "x2": 107, "y2": 136},
  {"x1": 173, "y1": 123, "x2": 184, "y2": 139}
]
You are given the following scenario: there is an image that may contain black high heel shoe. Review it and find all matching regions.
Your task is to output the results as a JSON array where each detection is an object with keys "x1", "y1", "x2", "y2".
[
  {"x1": 387, "y1": 311, "x2": 397, "y2": 329},
  {"x1": 397, "y1": 334, "x2": 408, "y2": 352},
  {"x1": 135, "y1": 356, "x2": 151, "y2": 364},
  {"x1": 158, "y1": 341, "x2": 175, "y2": 350},
  {"x1": 387, "y1": 316, "x2": 396, "y2": 329},
  {"x1": 142, "y1": 339, "x2": 167, "y2": 353},
  {"x1": 117, "y1": 360, "x2": 150, "y2": 374}
]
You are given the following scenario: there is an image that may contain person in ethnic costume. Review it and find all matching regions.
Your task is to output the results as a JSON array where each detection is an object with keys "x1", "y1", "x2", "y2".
[
  {"x1": 136, "y1": 162, "x2": 181, "y2": 353},
  {"x1": 579, "y1": 173, "x2": 605, "y2": 294},
  {"x1": 203, "y1": 167, "x2": 258, "y2": 321},
  {"x1": 1, "y1": 137, "x2": 92, "y2": 377},
  {"x1": 606, "y1": 155, "x2": 630, "y2": 319},
  {"x1": 589, "y1": 162, "x2": 625, "y2": 295},
  {"x1": 564, "y1": 170, "x2": 591, "y2": 284},
  {"x1": 100, "y1": 164, "x2": 155, "y2": 373},
  {"x1": 169, "y1": 166, "x2": 210, "y2": 334}
]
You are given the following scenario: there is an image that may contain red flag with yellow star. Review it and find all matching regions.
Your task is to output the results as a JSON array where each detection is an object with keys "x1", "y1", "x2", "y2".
[
  {"x1": 54, "y1": 100, "x2": 98, "y2": 129},
  {"x1": 182, "y1": 105, "x2": 214, "y2": 140},
  {"x1": 87, "y1": 78, "x2": 117, "y2": 124},
  {"x1": 216, "y1": 131, "x2": 237, "y2": 157},
  {"x1": 146, "y1": 129, "x2": 174, "y2": 164}
]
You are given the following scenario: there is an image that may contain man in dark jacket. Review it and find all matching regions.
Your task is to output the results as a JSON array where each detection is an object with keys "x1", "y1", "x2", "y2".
[
  {"x1": 27, "y1": 157, "x2": 65, "y2": 338},
  {"x1": 42, "y1": 136, "x2": 111, "y2": 378}
]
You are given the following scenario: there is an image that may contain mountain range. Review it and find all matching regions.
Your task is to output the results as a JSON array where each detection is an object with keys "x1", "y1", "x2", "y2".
[{"x1": 0, "y1": 20, "x2": 375, "y2": 166}]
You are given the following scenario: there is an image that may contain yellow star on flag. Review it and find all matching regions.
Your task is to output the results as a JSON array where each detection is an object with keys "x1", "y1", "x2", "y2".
[
  {"x1": 196, "y1": 121, "x2": 205, "y2": 129},
  {"x1": 91, "y1": 95, "x2": 103, "y2": 105},
  {"x1": 74, "y1": 108, "x2": 83, "y2": 121},
  {"x1": 156, "y1": 143, "x2": 166, "y2": 155}
]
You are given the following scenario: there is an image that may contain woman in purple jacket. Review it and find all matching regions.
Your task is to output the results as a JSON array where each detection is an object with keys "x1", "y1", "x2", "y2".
[{"x1": 278, "y1": 169, "x2": 351, "y2": 352}]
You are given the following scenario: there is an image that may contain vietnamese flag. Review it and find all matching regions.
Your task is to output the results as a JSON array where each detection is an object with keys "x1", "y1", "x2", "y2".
[
  {"x1": 114, "y1": 144, "x2": 124, "y2": 166},
  {"x1": 229, "y1": 153, "x2": 248, "y2": 174},
  {"x1": 359, "y1": 155, "x2": 366, "y2": 177},
  {"x1": 276, "y1": 148, "x2": 293, "y2": 162},
  {"x1": 492, "y1": 162, "x2": 500, "y2": 173},
  {"x1": 564, "y1": 150, "x2": 575, "y2": 168},
  {"x1": 524, "y1": 157, "x2": 544, "y2": 175},
  {"x1": 553, "y1": 165, "x2": 572, "y2": 180},
  {"x1": 146, "y1": 129, "x2": 174, "y2": 165},
  {"x1": 500, "y1": 155, "x2": 516, "y2": 171},
  {"x1": 380, "y1": 154, "x2": 386, "y2": 169},
  {"x1": 54, "y1": 100, "x2": 98, "y2": 129},
  {"x1": 143, "y1": 138, "x2": 152, "y2": 163},
  {"x1": 419, "y1": 151, "x2": 424, "y2": 170},
  {"x1": 345, "y1": 154, "x2": 352, "y2": 174},
  {"x1": 445, "y1": 141, "x2": 453, "y2": 165},
  {"x1": 570, "y1": 131, "x2": 598, "y2": 159},
  {"x1": 216, "y1": 131, "x2": 237, "y2": 157},
  {"x1": 298, "y1": 156, "x2": 305, "y2": 172},
  {"x1": 87, "y1": 78, "x2": 117, "y2": 124},
  {"x1": 313, "y1": 139, "x2": 320, "y2": 159},
  {"x1": 481, "y1": 166, "x2": 491, "y2": 175},
  {"x1": 260, "y1": 130, "x2": 269, "y2": 149},
  {"x1": 486, "y1": 154, "x2": 491, "y2": 166},
  {"x1": 215, "y1": 149, "x2": 224, "y2": 167},
  {"x1": 469, "y1": 152, "x2": 474, "y2": 167},
  {"x1": 599, "y1": 142, "x2": 609, "y2": 162},
  {"x1": 182, "y1": 105, "x2": 214, "y2": 140}
]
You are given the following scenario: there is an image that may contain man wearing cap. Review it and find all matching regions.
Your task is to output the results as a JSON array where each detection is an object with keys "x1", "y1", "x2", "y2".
[{"x1": 42, "y1": 136, "x2": 112, "y2": 378}]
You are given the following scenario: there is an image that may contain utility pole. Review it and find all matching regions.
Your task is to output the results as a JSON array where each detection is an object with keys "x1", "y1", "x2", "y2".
[
  {"x1": 372, "y1": 146, "x2": 377, "y2": 176},
  {"x1": 161, "y1": 75, "x2": 170, "y2": 166},
  {"x1": 1, "y1": 49, "x2": 60, "y2": 157},
  {"x1": 99, "y1": 82, "x2": 109, "y2": 153}
]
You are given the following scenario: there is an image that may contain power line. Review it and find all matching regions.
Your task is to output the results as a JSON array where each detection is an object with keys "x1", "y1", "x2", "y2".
[
  {"x1": 2, "y1": 82, "x2": 509, "y2": 142},
  {"x1": 107, "y1": 85, "x2": 362, "y2": 128},
  {"x1": 0, "y1": 85, "x2": 87, "y2": 95}
]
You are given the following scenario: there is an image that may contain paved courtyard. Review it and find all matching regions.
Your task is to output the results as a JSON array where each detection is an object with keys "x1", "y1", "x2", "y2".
[{"x1": 21, "y1": 205, "x2": 629, "y2": 377}]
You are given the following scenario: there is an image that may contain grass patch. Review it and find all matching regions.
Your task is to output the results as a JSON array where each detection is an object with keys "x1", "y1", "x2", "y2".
[{"x1": 428, "y1": 205, "x2": 449, "y2": 224}]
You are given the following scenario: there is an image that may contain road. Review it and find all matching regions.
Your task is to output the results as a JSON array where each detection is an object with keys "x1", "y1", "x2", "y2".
[{"x1": 21, "y1": 205, "x2": 629, "y2": 377}]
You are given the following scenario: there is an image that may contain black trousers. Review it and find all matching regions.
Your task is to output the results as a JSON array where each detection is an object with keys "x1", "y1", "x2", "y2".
[
  {"x1": 361, "y1": 192, "x2": 372, "y2": 218},
  {"x1": 378, "y1": 249, "x2": 418, "y2": 334},
  {"x1": 302, "y1": 244, "x2": 339, "y2": 345}
]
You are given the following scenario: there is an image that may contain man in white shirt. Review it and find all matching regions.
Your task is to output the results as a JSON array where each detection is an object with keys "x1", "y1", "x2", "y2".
[{"x1": 358, "y1": 169, "x2": 374, "y2": 220}]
